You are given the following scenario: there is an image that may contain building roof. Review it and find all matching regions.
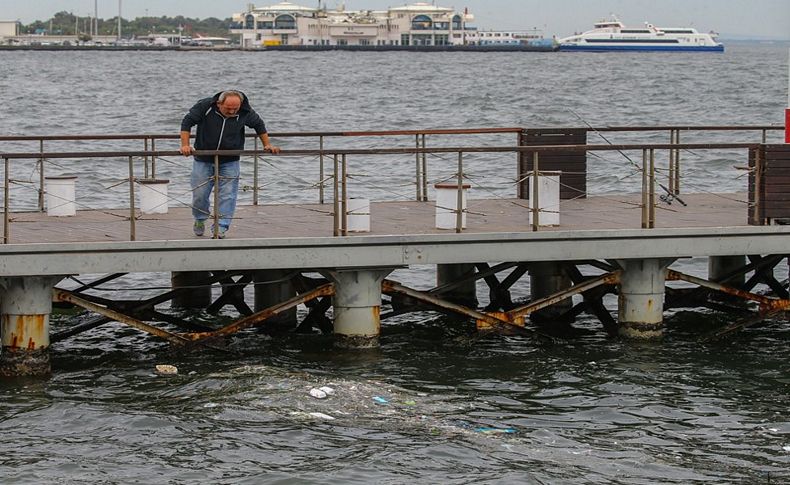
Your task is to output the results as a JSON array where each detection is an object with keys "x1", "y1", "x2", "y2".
[
  {"x1": 253, "y1": 2, "x2": 318, "y2": 14},
  {"x1": 388, "y1": 3, "x2": 454, "y2": 13}
]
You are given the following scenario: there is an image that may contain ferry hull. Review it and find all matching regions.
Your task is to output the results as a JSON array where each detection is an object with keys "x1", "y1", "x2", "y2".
[{"x1": 560, "y1": 44, "x2": 724, "y2": 52}]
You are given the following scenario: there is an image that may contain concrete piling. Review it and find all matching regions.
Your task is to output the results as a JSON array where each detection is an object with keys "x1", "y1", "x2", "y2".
[
  {"x1": 617, "y1": 259, "x2": 672, "y2": 339},
  {"x1": 327, "y1": 268, "x2": 393, "y2": 349},
  {"x1": 708, "y1": 255, "x2": 746, "y2": 286},
  {"x1": 170, "y1": 271, "x2": 212, "y2": 309},
  {"x1": 254, "y1": 270, "x2": 297, "y2": 330},
  {"x1": 708, "y1": 255, "x2": 747, "y2": 303},
  {"x1": 529, "y1": 262, "x2": 574, "y2": 323},
  {"x1": 0, "y1": 276, "x2": 62, "y2": 377},
  {"x1": 436, "y1": 263, "x2": 478, "y2": 307}
]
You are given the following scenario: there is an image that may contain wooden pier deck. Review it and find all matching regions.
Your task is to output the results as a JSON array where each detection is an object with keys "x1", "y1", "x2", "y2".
[
  {"x1": 4, "y1": 190, "x2": 788, "y2": 278},
  {"x1": 6, "y1": 192, "x2": 751, "y2": 244}
]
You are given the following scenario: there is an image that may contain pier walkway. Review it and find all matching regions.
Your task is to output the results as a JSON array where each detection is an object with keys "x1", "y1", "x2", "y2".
[{"x1": 0, "y1": 125, "x2": 787, "y2": 376}]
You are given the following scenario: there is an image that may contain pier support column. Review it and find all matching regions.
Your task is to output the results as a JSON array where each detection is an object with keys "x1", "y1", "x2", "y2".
[
  {"x1": 708, "y1": 255, "x2": 746, "y2": 286},
  {"x1": 326, "y1": 268, "x2": 393, "y2": 349},
  {"x1": 0, "y1": 276, "x2": 62, "y2": 377},
  {"x1": 529, "y1": 262, "x2": 574, "y2": 323},
  {"x1": 617, "y1": 259, "x2": 672, "y2": 339},
  {"x1": 436, "y1": 264, "x2": 478, "y2": 307},
  {"x1": 254, "y1": 270, "x2": 297, "y2": 330},
  {"x1": 708, "y1": 256, "x2": 746, "y2": 303},
  {"x1": 170, "y1": 271, "x2": 212, "y2": 309}
]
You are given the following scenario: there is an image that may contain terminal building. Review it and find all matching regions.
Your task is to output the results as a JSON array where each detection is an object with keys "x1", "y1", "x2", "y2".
[
  {"x1": 231, "y1": 1, "x2": 485, "y2": 48},
  {"x1": 0, "y1": 20, "x2": 19, "y2": 40}
]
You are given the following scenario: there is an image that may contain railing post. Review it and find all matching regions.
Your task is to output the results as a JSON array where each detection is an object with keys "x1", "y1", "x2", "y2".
[
  {"x1": 641, "y1": 149, "x2": 649, "y2": 229},
  {"x1": 150, "y1": 138, "x2": 157, "y2": 178},
  {"x1": 253, "y1": 137, "x2": 260, "y2": 205},
  {"x1": 212, "y1": 155, "x2": 220, "y2": 239},
  {"x1": 668, "y1": 130, "x2": 675, "y2": 195},
  {"x1": 649, "y1": 148, "x2": 656, "y2": 228},
  {"x1": 674, "y1": 131, "x2": 681, "y2": 194},
  {"x1": 144, "y1": 137, "x2": 150, "y2": 179},
  {"x1": 333, "y1": 154, "x2": 340, "y2": 236},
  {"x1": 341, "y1": 154, "x2": 348, "y2": 236},
  {"x1": 516, "y1": 131, "x2": 523, "y2": 199},
  {"x1": 319, "y1": 135, "x2": 325, "y2": 204},
  {"x1": 128, "y1": 155, "x2": 136, "y2": 241},
  {"x1": 421, "y1": 134, "x2": 428, "y2": 202},
  {"x1": 38, "y1": 139, "x2": 45, "y2": 212},
  {"x1": 456, "y1": 152, "x2": 464, "y2": 233},
  {"x1": 4, "y1": 157, "x2": 9, "y2": 244},
  {"x1": 531, "y1": 152, "x2": 540, "y2": 231},
  {"x1": 415, "y1": 134, "x2": 422, "y2": 201},
  {"x1": 753, "y1": 146, "x2": 763, "y2": 224},
  {"x1": 761, "y1": 129, "x2": 767, "y2": 144}
]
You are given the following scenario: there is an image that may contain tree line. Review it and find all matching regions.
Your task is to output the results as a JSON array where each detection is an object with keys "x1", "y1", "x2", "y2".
[{"x1": 19, "y1": 11, "x2": 233, "y2": 38}]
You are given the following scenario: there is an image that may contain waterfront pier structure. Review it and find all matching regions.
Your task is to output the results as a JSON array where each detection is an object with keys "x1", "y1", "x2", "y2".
[{"x1": 0, "y1": 126, "x2": 788, "y2": 376}]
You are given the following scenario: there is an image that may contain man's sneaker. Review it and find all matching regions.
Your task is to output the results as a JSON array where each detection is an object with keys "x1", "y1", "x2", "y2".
[
  {"x1": 212, "y1": 226, "x2": 227, "y2": 239},
  {"x1": 193, "y1": 220, "x2": 205, "y2": 236}
]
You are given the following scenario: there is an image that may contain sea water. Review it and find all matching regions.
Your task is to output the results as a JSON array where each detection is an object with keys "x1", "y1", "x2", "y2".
[{"x1": 0, "y1": 44, "x2": 788, "y2": 483}]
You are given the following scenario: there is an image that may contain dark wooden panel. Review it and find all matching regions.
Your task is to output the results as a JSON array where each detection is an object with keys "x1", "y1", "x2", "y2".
[{"x1": 519, "y1": 129, "x2": 587, "y2": 200}]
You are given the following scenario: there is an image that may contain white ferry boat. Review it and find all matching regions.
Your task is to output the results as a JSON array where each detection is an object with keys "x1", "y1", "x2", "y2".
[{"x1": 559, "y1": 17, "x2": 724, "y2": 52}]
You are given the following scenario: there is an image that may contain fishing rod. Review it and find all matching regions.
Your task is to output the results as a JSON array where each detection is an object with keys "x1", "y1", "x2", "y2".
[{"x1": 568, "y1": 109, "x2": 687, "y2": 206}]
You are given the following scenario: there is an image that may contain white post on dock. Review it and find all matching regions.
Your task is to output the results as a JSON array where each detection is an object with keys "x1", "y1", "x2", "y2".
[{"x1": 0, "y1": 276, "x2": 63, "y2": 377}]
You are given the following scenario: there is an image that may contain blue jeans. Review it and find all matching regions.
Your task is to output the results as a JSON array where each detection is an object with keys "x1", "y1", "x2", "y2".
[{"x1": 191, "y1": 159, "x2": 240, "y2": 230}]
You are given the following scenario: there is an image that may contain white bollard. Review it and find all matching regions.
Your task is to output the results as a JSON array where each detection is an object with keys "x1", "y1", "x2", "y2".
[
  {"x1": 137, "y1": 179, "x2": 170, "y2": 214},
  {"x1": 435, "y1": 183, "x2": 469, "y2": 229},
  {"x1": 346, "y1": 197, "x2": 370, "y2": 232},
  {"x1": 527, "y1": 171, "x2": 561, "y2": 226},
  {"x1": 44, "y1": 176, "x2": 77, "y2": 217}
]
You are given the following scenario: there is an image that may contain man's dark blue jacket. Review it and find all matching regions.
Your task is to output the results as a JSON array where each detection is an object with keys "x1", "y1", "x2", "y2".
[{"x1": 180, "y1": 91, "x2": 268, "y2": 163}]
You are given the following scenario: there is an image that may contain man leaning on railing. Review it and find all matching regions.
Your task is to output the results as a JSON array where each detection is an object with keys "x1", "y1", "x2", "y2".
[{"x1": 179, "y1": 90, "x2": 280, "y2": 239}]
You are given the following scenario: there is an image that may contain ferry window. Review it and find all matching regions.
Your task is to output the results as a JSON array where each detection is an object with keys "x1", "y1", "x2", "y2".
[
  {"x1": 261, "y1": 22, "x2": 273, "y2": 29},
  {"x1": 452, "y1": 15, "x2": 462, "y2": 30},
  {"x1": 244, "y1": 14, "x2": 255, "y2": 29}
]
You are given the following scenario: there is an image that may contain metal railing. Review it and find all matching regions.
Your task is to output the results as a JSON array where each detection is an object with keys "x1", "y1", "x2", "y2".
[
  {"x1": 0, "y1": 140, "x2": 764, "y2": 244},
  {"x1": 0, "y1": 125, "x2": 782, "y2": 212}
]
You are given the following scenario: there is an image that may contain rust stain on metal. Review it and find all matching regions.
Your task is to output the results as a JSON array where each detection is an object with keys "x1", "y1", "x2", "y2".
[
  {"x1": 192, "y1": 283, "x2": 334, "y2": 341},
  {"x1": 3, "y1": 314, "x2": 47, "y2": 350},
  {"x1": 373, "y1": 306, "x2": 381, "y2": 332},
  {"x1": 506, "y1": 271, "x2": 620, "y2": 320},
  {"x1": 476, "y1": 311, "x2": 525, "y2": 332},
  {"x1": 667, "y1": 269, "x2": 778, "y2": 305}
]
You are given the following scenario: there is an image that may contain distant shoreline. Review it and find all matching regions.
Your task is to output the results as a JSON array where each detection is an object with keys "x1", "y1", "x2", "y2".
[{"x1": 0, "y1": 44, "x2": 558, "y2": 53}]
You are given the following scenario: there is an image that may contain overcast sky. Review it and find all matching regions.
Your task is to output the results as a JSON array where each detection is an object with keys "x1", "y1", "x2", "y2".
[{"x1": 1, "y1": 0, "x2": 788, "y2": 39}]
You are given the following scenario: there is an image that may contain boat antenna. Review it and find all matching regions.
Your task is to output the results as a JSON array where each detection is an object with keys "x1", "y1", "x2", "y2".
[{"x1": 568, "y1": 108, "x2": 687, "y2": 206}]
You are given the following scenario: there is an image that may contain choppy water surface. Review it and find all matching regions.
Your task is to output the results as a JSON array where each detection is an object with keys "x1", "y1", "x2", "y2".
[{"x1": 1, "y1": 44, "x2": 789, "y2": 483}]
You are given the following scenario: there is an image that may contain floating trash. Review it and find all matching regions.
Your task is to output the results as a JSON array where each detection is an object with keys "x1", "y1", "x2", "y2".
[
  {"x1": 155, "y1": 364, "x2": 178, "y2": 376},
  {"x1": 319, "y1": 386, "x2": 335, "y2": 396},
  {"x1": 309, "y1": 388, "x2": 328, "y2": 399},
  {"x1": 309, "y1": 412, "x2": 336, "y2": 420},
  {"x1": 372, "y1": 396, "x2": 389, "y2": 404},
  {"x1": 783, "y1": 445, "x2": 790, "y2": 452},
  {"x1": 475, "y1": 427, "x2": 517, "y2": 434}
]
